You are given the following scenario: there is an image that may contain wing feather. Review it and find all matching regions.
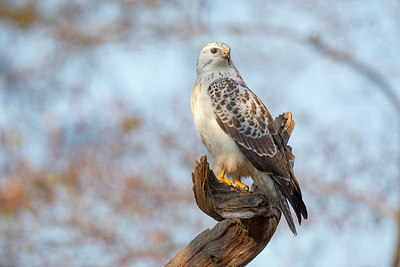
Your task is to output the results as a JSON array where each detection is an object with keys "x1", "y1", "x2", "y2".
[{"x1": 208, "y1": 78, "x2": 308, "y2": 225}]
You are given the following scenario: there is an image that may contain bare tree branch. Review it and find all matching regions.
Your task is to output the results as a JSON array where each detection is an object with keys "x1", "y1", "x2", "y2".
[
  {"x1": 165, "y1": 156, "x2": 281, "y2": 267},
  {"x1": 166, "y1": 113, "x2": 296, "y2": 266}
]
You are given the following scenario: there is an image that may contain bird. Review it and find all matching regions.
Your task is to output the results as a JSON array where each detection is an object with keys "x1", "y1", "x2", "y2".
[{"x1": 190, "y1": 42, "x2": 308, "y2": 235}]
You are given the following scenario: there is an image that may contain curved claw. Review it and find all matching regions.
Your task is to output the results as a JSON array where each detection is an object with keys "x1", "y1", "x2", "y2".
[
  {"x1": 234, "y1": 179, "x2": 248, "y2": 190},
  {"x1": 218, "y1": 177, "x2": 232, "y2": 186}
]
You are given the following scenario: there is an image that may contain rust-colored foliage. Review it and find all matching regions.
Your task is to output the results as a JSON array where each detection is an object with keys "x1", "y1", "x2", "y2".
[{"x1": 1, "y1": 1, "x2": 399, "y2": 266}]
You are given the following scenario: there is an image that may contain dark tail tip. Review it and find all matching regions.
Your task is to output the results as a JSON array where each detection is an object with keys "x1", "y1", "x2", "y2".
[{"x1": 296, "y1": 198, "x2": 308, "y2": 224}]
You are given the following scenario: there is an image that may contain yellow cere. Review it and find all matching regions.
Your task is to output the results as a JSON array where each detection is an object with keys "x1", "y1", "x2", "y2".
[{"x1": 223, "y1": 49, "x2": 228, "y2": 55}]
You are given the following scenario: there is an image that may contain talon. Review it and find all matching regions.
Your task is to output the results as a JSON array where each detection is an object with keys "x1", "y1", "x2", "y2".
[
  {"x1": 234, "y1": 179, "x2": 248, "y2": 190},
  {"x1": 219, "y1": 177, "x2": 232, "y2": 186}
]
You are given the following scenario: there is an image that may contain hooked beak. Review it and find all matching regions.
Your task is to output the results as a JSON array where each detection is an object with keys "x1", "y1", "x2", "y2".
[{"x1": 222, "y1": 49, "x2": 230, "y2": 63}]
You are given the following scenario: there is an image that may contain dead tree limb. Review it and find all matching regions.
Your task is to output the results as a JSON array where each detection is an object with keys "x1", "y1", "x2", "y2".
[{"x1": 166, "y1": 112, "x2": 295, "y2": 267}]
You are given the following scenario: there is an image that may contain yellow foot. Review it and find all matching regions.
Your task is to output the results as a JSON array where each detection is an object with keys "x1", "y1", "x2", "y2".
[
  {"x1": 234, "y1": 179, "x2": 248, "y2": 190},
  {"x1": 216, "y1": 166, "x2": 226, "y2": 180},
  {"x1": 217, "y1": 177, "x2": 232, "y2": 186},
  {"x1": 216, "y1": 166, "x2": 232, "y2": 186}
]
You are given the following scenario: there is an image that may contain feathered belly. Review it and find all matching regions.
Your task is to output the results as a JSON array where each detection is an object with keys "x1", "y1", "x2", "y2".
[{"x1": 191, "y1": 86, "x2": 251, "y2": 178}]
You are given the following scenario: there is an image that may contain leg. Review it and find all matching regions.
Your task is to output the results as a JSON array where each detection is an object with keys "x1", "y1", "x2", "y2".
[
  {"x1": 216, "y1": 166, "x2": 226, "y2": 180},
  {"x1": 216, "y1": 166, "x2": 232, "y2": 186}
]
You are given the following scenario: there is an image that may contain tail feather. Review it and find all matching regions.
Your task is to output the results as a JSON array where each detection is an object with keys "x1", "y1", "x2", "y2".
[
  {"x1": 252, "y1": 171, "x2": 307, "y2": 235},
  {"x1": 271, "y1": 174, "x2": 308, "y2": 226},
  {"x1": 274, "y1": 183, "x2": 297, "y2": 235}
]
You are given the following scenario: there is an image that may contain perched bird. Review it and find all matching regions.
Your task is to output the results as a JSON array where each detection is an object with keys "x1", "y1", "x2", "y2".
[{"x1": 190, "y1": 42, "x2": 308, "y2": 234}]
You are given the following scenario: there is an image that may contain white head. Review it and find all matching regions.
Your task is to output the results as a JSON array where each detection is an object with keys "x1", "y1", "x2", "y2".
[{"x1": 196, "y1": 42, "x2": 234, "y2": 75}]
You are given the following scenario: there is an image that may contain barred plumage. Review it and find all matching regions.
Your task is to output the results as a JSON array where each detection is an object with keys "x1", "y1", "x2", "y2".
[{"x1": 190, "y1": 42, "x2": 308, "y2": 234}]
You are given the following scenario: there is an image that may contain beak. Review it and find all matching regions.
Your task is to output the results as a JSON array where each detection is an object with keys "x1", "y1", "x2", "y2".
[{"x1": 222, "y1": 49, "x2": 230, "y2": 62}]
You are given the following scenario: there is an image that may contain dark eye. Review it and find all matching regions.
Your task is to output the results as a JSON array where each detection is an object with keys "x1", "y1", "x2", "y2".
[{"x1": 210, "y1": 48, "x2": 218, "y2": 54}]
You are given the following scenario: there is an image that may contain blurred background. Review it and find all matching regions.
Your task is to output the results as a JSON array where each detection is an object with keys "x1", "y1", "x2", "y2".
[{"x1": 0, "y1": 0, "x2": 399, "y2": 266}]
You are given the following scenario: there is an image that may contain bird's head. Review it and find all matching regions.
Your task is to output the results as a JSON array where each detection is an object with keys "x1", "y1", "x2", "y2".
[{"x1": 196, "y1": 42, "x2": 233, "y2": 74}]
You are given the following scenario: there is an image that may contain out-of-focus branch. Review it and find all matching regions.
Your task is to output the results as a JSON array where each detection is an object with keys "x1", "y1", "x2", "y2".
[
  {"x1": 224, "y1": 23, "x2": 400, "y2": 114},
  {"x1": 303, "y1": 32, "x2": 400, "y2": 267},
  {"x1": 0, "y1": 1, "x2": 201, "y2": 48},
  {"x1": 307, "y1": 36, "x2": 400, "y2": 115},
  {"x1": 0, "y1": 2, "x2": 127, "y2": 47},
  {"x1": 0, "y1": 2, "x2": 38, "y2": 28},
  {"x1": 303, "y1": 176, "x2": 394, "y2": 219}
]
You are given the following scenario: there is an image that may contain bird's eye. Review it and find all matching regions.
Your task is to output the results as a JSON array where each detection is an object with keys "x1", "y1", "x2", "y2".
[{"x1": 210, "y1": 48, "x2": 218, "y2": 54}]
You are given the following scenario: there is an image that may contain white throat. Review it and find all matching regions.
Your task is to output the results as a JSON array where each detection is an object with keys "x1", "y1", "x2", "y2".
[{"x1": 197, "y1": 65, "x2": 240, "y2": 83}]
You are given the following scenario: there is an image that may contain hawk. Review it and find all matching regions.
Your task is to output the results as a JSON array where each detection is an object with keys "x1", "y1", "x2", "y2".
[{"x1": 190, "y1": 42, "x2": 308, "y2": 234}]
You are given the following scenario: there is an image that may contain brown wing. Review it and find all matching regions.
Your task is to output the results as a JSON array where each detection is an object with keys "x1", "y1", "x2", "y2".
[{"x1": 208, "y1": 78, "x2": 308, "y2": 224}]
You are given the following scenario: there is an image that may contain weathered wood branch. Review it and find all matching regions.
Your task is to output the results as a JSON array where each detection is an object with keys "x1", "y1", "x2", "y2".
[
  {"x1": 166, "y1": 156, "x2": 281, "y2": 267},
  {"x1": 166, "y1": 112, "x2": 295, "y2": 267}
]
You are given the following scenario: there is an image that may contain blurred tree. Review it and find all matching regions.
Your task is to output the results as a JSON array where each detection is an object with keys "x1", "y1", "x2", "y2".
[{"x1": 0, "y1": 0, "x2": 399, "y2": 266}]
